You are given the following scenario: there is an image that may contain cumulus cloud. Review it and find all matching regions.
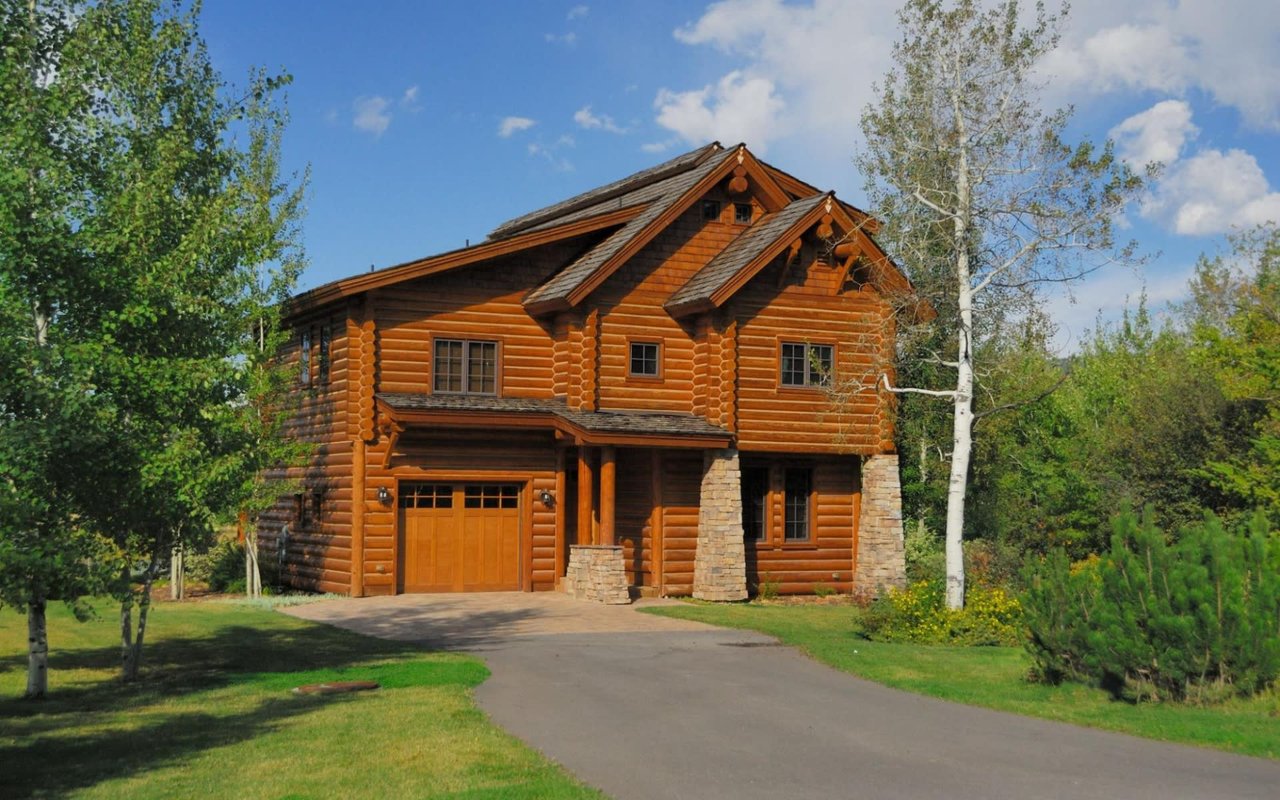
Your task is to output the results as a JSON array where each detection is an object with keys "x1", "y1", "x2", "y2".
[
  {"x1": 1141, "y1": 148, "x2": 1280, "y2": 236},
  {"x1": 574, "y1": 105, "x2": 626, "y2": 133},
  {"x1": 655, "y1": 71, "x2": 786, "y2": 152},
  {"x1": 498, "y1": 116, "x2": 536, "y2": 138},
  {"x1": 567, "y1": 4, "x2": 589, "y2": 20},
  {"x1": 545, "y1": 31, "x2": 577, "y2": 45},
  {"x1": 352, "y1": 96, "x2": 392, "y2": 136},
  {"x1": 1109, "y1": 100, "x2": 1197, "y2": 167}
]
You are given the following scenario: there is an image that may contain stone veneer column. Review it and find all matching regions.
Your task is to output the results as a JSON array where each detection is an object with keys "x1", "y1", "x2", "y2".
[
  {"x1": 854, "y1": 453, "x2": 906, "y2": 594},
  {"x1": 565, "y1": 545, "x2": 630, "y2": 604},
  {"x1": 693, "y1": 448, "x2": 748, "y2": 601}
]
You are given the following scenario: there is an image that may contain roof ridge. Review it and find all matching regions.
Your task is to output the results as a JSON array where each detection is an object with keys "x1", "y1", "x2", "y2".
[{"x1": 489, "y1": 142, "x2": 722, "y2": 240}]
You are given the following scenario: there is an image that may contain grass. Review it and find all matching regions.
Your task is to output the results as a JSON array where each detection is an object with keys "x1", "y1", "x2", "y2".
[
  {"x1": 1, "y1": 600, "x2": 602, "y2": 800},
  {"x1": 642, "y1": 602, "x2": 1280, "y2": 760}
]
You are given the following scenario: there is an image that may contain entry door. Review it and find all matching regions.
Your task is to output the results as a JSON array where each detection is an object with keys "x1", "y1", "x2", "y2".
[{"x1": 398, "y1": 483, "x2": 521, "y2": 592}]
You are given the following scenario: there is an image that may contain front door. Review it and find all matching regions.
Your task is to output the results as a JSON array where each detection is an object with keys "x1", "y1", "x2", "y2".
[{"x1": 398, "y1": 482, "x2": 521, "y2": 592}]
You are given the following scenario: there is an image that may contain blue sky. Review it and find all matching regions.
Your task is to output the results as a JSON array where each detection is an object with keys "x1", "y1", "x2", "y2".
[{"x1": 200, "y1": 1, "x2": 1280, "y2": 350}]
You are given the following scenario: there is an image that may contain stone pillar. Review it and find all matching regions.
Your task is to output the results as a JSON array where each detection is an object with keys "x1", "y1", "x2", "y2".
[
  {"x1": 693, "y1": 448, "x2": 748, "y2": 601},
  {"x1": 565, "y1": 545, "x2": 630, "y2": 604},
  {"x1": 854, "y1": 453, "x2": 906, "y2": 594}
]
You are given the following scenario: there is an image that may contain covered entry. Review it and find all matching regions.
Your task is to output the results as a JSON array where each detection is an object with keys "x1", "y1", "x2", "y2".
[{"x1": 398, "y1": 482, "x2": 521, "y2": 592}]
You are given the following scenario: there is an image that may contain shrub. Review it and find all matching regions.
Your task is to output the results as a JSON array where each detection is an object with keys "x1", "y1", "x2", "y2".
[
  {"x1": 1023, "y1": 510, "x2": 1280, "y2": 702},
  {"x1": 861, "y1": 579, "x2": 1022, "y2": 646}
]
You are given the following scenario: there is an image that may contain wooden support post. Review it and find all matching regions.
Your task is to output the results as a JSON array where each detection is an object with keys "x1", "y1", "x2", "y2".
[
  {"x1": 651, "y1": 449, "x2": 664, "y2": 596},
  {"x1": 600, "y1": 445, "x2": 617, "y2": 546},
  {"x1": 577, "y1": 446, "x2": 594, "y2": 546},
  {"x1": 351, "y1": 438, "x2": 366, "y2": 598},
  {"x1": 554, "y1": 447, "x2": 567, "y2": 583}
]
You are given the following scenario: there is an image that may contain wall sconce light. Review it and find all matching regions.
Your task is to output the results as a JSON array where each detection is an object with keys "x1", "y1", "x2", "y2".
[
  {"x1": 539, "y1": 489, "x2": 555, "y2": 508},
  {"x1": 377, "y1": 486, "x2": 392, "y2": 505}
]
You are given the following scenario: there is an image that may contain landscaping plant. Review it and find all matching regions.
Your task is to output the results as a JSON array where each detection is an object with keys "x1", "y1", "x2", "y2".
[{"x1": 1023, "y1": 510, "x2": 1280, "y2": 702}]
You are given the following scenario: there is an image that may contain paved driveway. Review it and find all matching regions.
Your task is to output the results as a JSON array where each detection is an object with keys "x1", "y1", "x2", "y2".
[{"x1": 285, "y1": 593, "x2": 1280, "y2": 800}]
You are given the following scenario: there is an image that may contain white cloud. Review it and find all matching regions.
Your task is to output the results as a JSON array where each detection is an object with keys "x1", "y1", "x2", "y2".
[
  {"x1": 1043, "y1": 0, "x2": 1280, "y2": 129},
  {"x1": 574, "y1": 105, "x2": 626, "y2": 133},
  {"x1": 1141, "y1": 148, "x2": 1280, "y2": 236},
  {"x1": 400, "y1": 85, "x2": 421, "y2": 111},
  {"x1": 498, "y1": 116, "x2": 536, "y2": 138},
  {"x1": 545, "y1": 31, "x2": 577, "y2": 45},
  {"x1": 528, "y1": 142, "x2": 574, "y2": 172},
  {"x1": 641, "y1": 140, "x2": 674, "y2": 154},
  {"x1": 352, "y1": 96, "x2": 392, "y2": 136},
  {"x1": 567, "y1": 4, "x2": 589, "y2": 20},
  {"x1": 655, "y1": 71, "x2": 786, "y2": 152},
  {"x1": 1109, "y1": 100, "x2": 1197, "y2": 168},
  {"x1": 1044, "y1": 262, "x2": 1197, "y2": 353}
]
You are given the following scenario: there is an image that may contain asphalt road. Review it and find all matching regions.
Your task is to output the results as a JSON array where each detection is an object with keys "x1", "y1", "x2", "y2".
[{"x1": 288, "y1": 593, "x2": 1280, "y2": 800}]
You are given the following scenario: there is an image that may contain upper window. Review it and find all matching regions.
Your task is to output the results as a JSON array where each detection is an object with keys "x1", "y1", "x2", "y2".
[
  {"x1": 299, "y1": 329, "x2": 312, "y2": 385},
  {"x1": 780, "y1": 342, "x2": 833, "y2": 388},
  {"x1": 433, "y1": 339, "x2": 497, "y2": 395},
  {"x1": 701, "y1": 200, "x2": 721, "y2": 221},
  {"x1": 629, "y1": 341, "x2": 660, "y2": 378},
  {"x1": 734, "y1": 202, "x2": 753, "y2": 224},
  {"x1": 317, "y1": 325, "x2": 331, "y2": 384},
  {"x1": 741, "y1": 467, "x2": 769, "y2": 542},
  {"x1": 783, "y1": 468, "x2": 812, "y2": 542}
]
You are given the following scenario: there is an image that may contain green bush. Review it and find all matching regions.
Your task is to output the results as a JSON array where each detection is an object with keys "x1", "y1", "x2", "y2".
[
  {"x1": 861, "y1": 580, "x2": 1022, "y2": 646},
  {"x1": 1023, "y1": 510, "x2": 1280, "y2": 702}
]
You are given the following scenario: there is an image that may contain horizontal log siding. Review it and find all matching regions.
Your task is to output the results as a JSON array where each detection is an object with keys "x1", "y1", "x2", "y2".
[
  {"x1": 262, "y1": 304, "x2": 354, "y2": 595},
  {"x1": 594, "y1": 194, "x2": 746, "y2": 414},
  {"x1": 364, "y1": 431, "x2": 560, "y2": 593},
  {"x1": 732, "y1": 256, "x2": 889, "y2": 454},
  {"x1": 746, "y1": 456, "x2": 859, "y2": 595},
  {"x1": 616, "y1": 448, "x2": 654, "y2": 587},
  {"x1": 659, "y1": 450, "x2": 704, "y2": 596}
]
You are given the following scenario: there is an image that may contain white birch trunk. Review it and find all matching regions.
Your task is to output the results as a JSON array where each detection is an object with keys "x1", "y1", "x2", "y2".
[
  {"x1": 26, "y1": 598, "x2": 48, "y2": 699},
  {"x1": 169, "y1": 545, "x2": 184, "y2": 600},
  {"x1": 245, "y1": 529, "x2": 261, "y2": 599}
]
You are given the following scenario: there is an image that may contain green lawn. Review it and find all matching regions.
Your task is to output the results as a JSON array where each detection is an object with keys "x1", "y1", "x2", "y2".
[
  {"x1": 1, "y1": 600, "x2": 602, "y2": 800},
  {"x1": 642, "y1": 602, "x2": 1280, "y2": 760}
]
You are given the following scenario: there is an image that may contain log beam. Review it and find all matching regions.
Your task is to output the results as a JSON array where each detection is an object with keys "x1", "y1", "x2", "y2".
[{"x1": 599, "y1": 445, "x2": 617, "y2": 546}]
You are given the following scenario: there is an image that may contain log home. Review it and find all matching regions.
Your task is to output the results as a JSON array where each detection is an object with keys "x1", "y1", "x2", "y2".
[{"x1": 266, "y1": 142, "x2": 908, "y2": 601}]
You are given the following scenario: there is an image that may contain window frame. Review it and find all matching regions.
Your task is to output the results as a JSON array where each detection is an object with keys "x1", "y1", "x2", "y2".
[
  {"x1": 733, "y1": 202, "x2": 753, "y2": 224},
  {"x1": 298, "y1": 328, "x2": 312, "y2": 386},
  {"x1": 701, "y1": 199, "x2": 722, "y2": 221},
  {"x1": 317, "y1": 324, "x2": 331, "y2": 384},
  {"x1": 626, "y1": 339, "x2": 663, "y2": 381},
  {"x1": 781, "y1": 467, "x2": 814, "y2": 544},
  {"x1": 778, "y1": 339, "x2": 835, "y2": 390},
  {"x1": 430, "y1": 336, "x2": 502, "y2": 396},
  {"x1": 740, "y1": 466, "x2": 770, "y2": 543}
]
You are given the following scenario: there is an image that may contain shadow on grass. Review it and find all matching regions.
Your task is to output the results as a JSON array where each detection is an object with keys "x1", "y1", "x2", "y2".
[{"x1": 0, "y1": 603, "x2": 536, "y2": 799}]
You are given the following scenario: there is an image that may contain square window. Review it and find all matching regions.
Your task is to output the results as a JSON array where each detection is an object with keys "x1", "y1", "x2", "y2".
[
  {"x1": 783, "y1": 468, "x2": 812, "y2": 541},
  {"x1": 701, "y1": 200, "x2": 721, "y2": 221},
  {"x1": 434, "y1": 339, "x2": 497, "y2": 395},
  {"x1": 629, "y1": 341, "x2": 660, "y2": 377},
  {"x1": 780, "y1": 342, "x2": 833, "y2": 388},
  {"x1": 734, "y1": 202, "x2": 752, "y2": 223}
]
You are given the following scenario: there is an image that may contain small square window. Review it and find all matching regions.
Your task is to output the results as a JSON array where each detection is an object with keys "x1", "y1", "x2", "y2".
[
  {"x1": 701, "y1": 200, "x2": 721, "y2": 220},
  {"x1": 780, "y1": 342, "x2": 834, "y2": 388},
  {"x1": 434, "y1": 339, "x2": 497, "y2": 395},
  {"x1": 734, "y1": 203, "x2": 753, "y2": 223},
  {"x1": 629, "y1": 341, "x2": 660, "y2": 377}
]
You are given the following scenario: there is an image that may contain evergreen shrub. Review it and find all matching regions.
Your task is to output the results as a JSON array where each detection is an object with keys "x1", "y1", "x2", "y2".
[{"x1": 1023, "y1": 510, "x2": 1280, "y2": 702}]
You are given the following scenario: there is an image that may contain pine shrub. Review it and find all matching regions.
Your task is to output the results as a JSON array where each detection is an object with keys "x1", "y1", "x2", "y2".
[{"x1": 1023, "y1": 510, "x2": 1280, "y2": 702}]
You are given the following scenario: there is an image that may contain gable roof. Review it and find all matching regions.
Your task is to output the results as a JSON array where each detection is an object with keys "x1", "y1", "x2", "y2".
[
  {"x1": 489, "y1": 143, "x2": 724, "y2": 240},
  {"x1": 666, "y1": 193, "x2": 832, "y2": 316}
]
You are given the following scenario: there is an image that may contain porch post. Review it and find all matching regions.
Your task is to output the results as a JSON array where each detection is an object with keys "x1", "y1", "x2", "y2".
[
  {"x1": 577, "y1": 446, "x2": 594, "y2": 546},
  {"x1": 351, "y1": 437, "x2": 366, "y2": 597},
  {"x1": 599, "y1": 446, "x2": 617, "y2": 546}
]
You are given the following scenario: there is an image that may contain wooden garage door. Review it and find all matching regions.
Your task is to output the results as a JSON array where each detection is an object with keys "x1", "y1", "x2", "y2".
[{"x1": 398, "y1": 483, "x2": 521, "y2": 592}]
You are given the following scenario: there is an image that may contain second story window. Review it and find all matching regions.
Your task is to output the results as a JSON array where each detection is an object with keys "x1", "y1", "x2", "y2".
[
  {"x1": 780, "y1": 342, "x2": 833, "y2": 388},
  {"x1": 701, "y1": 199, "x2": 721, "y2": 220},
  {"x1": 434, "y1": 339, "x2": 497, "y2": 395},
  {"x1": 734, "y1": 202, "x2": 753, "y2": 223},
  {"x1": 629, "y1": 341, "x2": 660, "y2": 378},
  {"x1": 318, "y1": 324, "x2": 331, "y2": 384}
]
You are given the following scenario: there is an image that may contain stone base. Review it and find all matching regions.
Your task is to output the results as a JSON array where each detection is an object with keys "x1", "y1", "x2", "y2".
[
  {"x1": 693, "y1": 448, "x2": 748, "y2": 602},
  {"x1": 854, "y1": 453, "x2": 906, "y2": 595},
  {"x1": 565, "y1": 545, "x2": 631, "y2": 604}
]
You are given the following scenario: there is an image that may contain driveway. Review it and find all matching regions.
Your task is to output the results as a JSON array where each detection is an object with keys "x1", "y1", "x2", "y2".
[{"x1": 285, "y1": 593, "x2": 1280, "y2": 800}]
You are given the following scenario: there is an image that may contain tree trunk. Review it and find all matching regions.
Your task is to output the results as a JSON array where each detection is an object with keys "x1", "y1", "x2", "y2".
[
  {"x1": 121, "y1": 564, "x2": 155, "y2": 682},
  {"x1": 245, "y1": 529, "x2": 261, "y2": 599},
  {"x1": 119, "y1": 573, "x2": 134, "y2": 678},
  {"x1": 170, "y1": 545, "x2": 184, "y2": 600},
  {"x1": 25, "y1": 597, "x2": 48, "y2": 699}
]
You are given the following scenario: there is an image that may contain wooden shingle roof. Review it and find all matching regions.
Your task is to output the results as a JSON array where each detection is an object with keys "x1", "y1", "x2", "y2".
[{"x1": 666, "y1": 193, "x2": 830, "y2": 314}]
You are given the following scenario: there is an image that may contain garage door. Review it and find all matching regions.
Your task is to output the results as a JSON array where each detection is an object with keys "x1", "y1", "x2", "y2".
[{"x1": 398, "y1": 483, "x2": 521, "y2": 592}]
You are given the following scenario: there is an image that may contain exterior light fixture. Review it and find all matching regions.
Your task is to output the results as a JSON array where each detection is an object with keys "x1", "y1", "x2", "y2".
[
  {"x1": 377, "y1": 486, "x2": 392, "y2": 505},
  {"x1": 539, "y1": 489, "x2": 555, "y2": 507}
]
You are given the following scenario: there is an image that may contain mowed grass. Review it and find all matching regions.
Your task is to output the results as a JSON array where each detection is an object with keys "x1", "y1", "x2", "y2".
[
  {"x1": 0, "y1": 601, "x2": 602, "y2": 800},
  {"x1": 642, "y1": 602, "x2": 1280, "y2": 760}
]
